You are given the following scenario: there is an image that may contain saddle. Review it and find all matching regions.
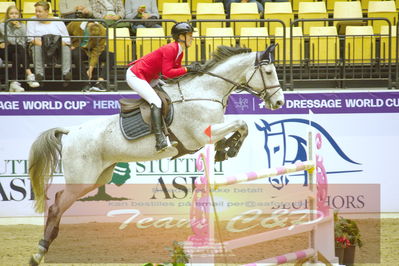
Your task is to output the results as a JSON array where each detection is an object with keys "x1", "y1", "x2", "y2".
[
  {"x1": 118, "y1": 86, "x2": 199, "y2": 159},
  {"x1": 119, "y1": 86, "x2": 173, "y2": 140}
]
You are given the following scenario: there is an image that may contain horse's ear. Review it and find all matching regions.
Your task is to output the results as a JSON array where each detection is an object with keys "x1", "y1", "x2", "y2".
[{"x1": 260, "y1": 44, "x2": 278, "y2": 63}]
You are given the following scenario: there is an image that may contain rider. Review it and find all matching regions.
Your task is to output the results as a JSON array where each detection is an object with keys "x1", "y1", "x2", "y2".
[{"x1": 126, "y1": 22, "x2": 202, "y2": 152}]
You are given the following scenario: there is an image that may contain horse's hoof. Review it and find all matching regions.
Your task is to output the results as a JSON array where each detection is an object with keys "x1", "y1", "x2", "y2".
[
  {"x1": 227, "y1": 148, "x2": 238, "y2": 158},
  {"x1": 29, "y1": 255, "x2": 39, "y2": 266},
  {"x1": 225, "y1": 132, "x2": 241, "y2": 148},
  {"x1": 215, "y1": 138, "x2": 227, "y2": 151},
  {"x1": 215, "y1": 150, "x2": 227, "y2": 162},
  {"x1": 227, "y1": 140, "x2": 242, "y2": 158}
]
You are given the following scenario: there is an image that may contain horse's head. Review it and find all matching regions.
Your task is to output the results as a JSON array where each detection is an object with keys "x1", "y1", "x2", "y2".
[{"x1": 244, "y1": 44, "x2": 284, "y2": 110}]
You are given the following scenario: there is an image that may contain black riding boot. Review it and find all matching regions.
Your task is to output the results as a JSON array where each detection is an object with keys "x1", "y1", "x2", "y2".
[{"x1": 151, "y1": 104, "x2": 169, "y2": 152}]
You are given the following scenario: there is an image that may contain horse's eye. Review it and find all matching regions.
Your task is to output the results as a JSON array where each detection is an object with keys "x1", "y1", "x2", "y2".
[{"x1": 266, "y1": 71, "x2": 272, "y2": 75}]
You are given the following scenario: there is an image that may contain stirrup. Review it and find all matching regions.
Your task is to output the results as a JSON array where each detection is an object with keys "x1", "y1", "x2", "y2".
[
  {"x1": 156, "y1": 136, "x2": 177, "y2": 152},
  {"x1": 166, "y1": 136, "x2": 178, "y2": 148}
]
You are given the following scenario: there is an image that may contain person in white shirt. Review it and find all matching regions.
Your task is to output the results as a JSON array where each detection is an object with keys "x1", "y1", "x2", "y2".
[{"x1": 27, "y1": 1, "x2": 72, "y2": 82}]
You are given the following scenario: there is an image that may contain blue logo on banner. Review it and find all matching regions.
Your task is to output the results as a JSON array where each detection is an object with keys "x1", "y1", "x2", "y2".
[{"x1": 255, "y1": 118, "x2": 362, "y2": 190}]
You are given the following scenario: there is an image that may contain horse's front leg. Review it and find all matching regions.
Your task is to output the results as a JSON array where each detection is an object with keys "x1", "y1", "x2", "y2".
[{"x1": 209, "y1": 120, "x2": 248, "y2": 161}]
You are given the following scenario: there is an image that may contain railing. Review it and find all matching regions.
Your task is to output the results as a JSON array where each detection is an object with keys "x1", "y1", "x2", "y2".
[
  {"x1": 111, "y1": 19, "x2": 178, "y2": 90},
  {"x1": 289, "y1": 17, "x2": 393, "y2": 90},
  {"x1": 189, "y1": 19, "x2": 287, "y2": 89},
  {"x1": 3, "y1": 18, "x2": 112, "y2": 91},
  {"x1": 1, "y1": 17, "x2": 398, "y2": 91}
]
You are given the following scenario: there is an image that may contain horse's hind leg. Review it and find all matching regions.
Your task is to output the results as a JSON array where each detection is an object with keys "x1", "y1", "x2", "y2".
[{"x1": 29, "y1": 183, "x2": 101, "y2": 266}]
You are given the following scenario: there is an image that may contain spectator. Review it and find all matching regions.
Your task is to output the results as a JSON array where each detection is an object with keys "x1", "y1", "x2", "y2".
[
  {"x1": 125, "y1": 0, "x2": 161, "y2": 34},
  {"x1": 90, "y1": 0, "x2": 125, "y2": 26},
  {"x1": 27, "y1": 1, "x2": 72, "y2": 83},
  {"x1": 67, "y1": 21, "x2": 115, "y2": 91},
  {"x1": 0, "y1": 5, "x2": 39, "y2": 92},
  {"x1": 59, "y1": 0, "x2": 93, "y2": 19}
]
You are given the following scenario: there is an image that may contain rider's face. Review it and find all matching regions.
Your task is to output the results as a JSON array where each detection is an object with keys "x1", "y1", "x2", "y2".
[{"x1": 180, "y1": 32, "x2": 193, "y2": 48}]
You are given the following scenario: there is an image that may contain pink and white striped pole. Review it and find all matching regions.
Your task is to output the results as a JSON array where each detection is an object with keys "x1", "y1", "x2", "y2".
[
  {"x1": 244, "y1": 248, "x2": 316, "y2": 265},
  {"x1": 213, "y1": 160, "x2": 315, "y2": 189}
]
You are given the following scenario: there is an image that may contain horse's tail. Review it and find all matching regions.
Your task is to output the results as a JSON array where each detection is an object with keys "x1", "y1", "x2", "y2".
[{"x1": 29, "y1": 127, "x2": 69, "y2": 213}]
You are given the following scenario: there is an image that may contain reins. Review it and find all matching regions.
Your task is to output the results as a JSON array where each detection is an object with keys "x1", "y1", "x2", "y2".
[
  {"x1": 172, "y1": 81, "x2": 225, "y2": 106},
  {"x1": 171, "y1": 51, "x2": 282, "y2": 107}
]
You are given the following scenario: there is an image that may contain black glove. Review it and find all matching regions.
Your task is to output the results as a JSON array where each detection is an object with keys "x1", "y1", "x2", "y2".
[{"x1": 186, "y1": 62, "x2": 203, "y2": 73}]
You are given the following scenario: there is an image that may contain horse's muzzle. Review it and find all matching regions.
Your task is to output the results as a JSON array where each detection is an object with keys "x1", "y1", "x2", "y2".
[{"x1": 275, "y1": 99, "x2": 285, "y2": 109}]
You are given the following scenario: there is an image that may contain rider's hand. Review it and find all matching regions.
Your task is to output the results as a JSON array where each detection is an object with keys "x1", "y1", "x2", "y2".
[{"x1": 186, "y1": 62, "x2": 203, "y2": 73}]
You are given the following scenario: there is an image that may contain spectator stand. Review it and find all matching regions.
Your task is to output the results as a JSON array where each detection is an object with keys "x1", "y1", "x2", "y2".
[
  {"x1": 288, "y1": 17, "x2": 393, "y2": 90},
  {"x1": 110, "y1": 18, "x2": 177, "y2": 90},
  {"x1": 395, "y1": 23, "x2": 399, "y2": 89},
  {"x1": 2, "y1": 18, "x2": 112, "y2": 91},
  {"x1": 2, "y1": 8, "x2": 399, "y2": 91},
  {"x1": 367, "y1": 1, "x2": 397, "y2": 34},
  {"x1": 189, "y1": 18, "x2": 287, "y2": 87},
  {"x1": 86, "y1": 15, "x2": 399, "y2": 91},
  {"x1": 105, "y1": 18, "x2": 287, "y2": 91}
]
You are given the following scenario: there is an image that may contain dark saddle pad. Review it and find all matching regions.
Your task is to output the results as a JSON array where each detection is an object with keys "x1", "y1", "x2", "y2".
[{"x1": 119, "y1": 87, "x2": 173, "y2": 140}]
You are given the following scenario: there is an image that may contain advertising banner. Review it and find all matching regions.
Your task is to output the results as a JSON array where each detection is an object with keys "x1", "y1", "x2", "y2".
[{"x1": 0, "y1": 91, "x2": 398, "y2": 219}]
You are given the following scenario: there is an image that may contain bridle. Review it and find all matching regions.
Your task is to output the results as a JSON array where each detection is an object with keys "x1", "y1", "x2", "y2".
[
  {"x1": 233, "y1": 51, "x2": 282, "y2": 101},
  {"x1": 172, "y1": 51, "x2": 282, "y2": 107}
]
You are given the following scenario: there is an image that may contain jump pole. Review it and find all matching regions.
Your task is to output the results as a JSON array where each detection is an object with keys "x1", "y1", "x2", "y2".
[{"x1": 185, "y1": 131, "x2": 335, "y2": 264}]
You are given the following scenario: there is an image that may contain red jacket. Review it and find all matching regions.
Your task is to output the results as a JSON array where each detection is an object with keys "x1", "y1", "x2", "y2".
[{"x1": 129, "y1": 42, "x2": 187, "y2": 82}]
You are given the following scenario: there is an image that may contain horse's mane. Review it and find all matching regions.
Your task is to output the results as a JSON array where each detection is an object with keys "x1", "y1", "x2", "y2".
[{"x1": 167, "y1": 45, "x2": 252, "y2": 84}]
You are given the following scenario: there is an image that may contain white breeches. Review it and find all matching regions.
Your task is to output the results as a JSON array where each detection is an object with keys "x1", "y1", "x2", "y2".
[{"x1": 126, "y1": 70, "x2": 162, "y2": 108}]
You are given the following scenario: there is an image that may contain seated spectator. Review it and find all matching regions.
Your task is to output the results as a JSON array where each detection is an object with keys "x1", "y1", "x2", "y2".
[
  {"x1": 27, "y1": 1, "x2": 72, "y2": 83},
  {"x1": 125, "y1": 0, "x2": 161, "y2": 34},
  {"x1": 59, "y1": 0, "x2": 93, "y2": 19},
  {"x1": 0, "y1": 5, "x2": 39, "y2": 92},
  {"x1": 67, "y1": 21, "x2": 115, "y2": 91},
  {"x1": 90, "y1": 0, "x2": 125, "y2": 26}
]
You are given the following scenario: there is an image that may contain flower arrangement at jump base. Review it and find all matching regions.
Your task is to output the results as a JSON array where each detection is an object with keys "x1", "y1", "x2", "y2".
[
  {"x1": 144, "y1": 241, "x2": 189, "y2": 266},
  {"x1": 334, "y1": 212, "x2": 363, "y2": 265}
]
